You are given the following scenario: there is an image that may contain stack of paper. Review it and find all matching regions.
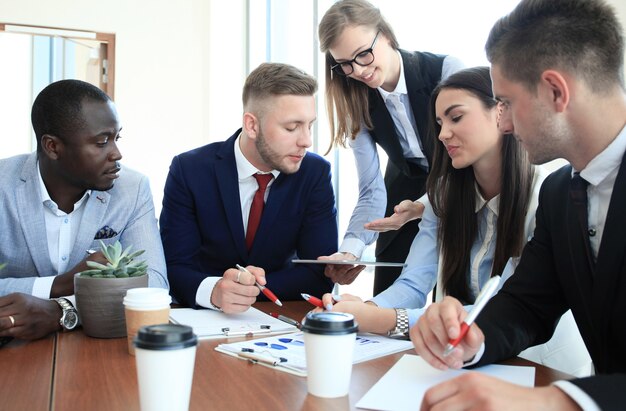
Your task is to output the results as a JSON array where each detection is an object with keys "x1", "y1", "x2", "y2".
[{"x1": 170, "y1": 307, "x2": 297, "y2": 339}]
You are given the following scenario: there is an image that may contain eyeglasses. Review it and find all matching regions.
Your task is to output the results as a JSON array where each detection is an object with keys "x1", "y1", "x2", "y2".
[{"x1": 331, "y1": 31, "x2": 380, "y2": 76}]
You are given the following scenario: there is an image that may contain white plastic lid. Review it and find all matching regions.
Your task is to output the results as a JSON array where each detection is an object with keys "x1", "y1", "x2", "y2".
[{"x1": 123, "y1": 287, "x2": 171, "y2": 310}]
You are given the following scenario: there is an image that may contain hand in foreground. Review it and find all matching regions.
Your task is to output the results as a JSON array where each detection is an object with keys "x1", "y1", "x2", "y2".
[
  {"x1": 318, "y1": 252, "x2": 365, "y2": 284},
  {"x1": 0, "y1": 293, "x2": 62, "y2": 340},
  {"x1": 364, "y1": 200, "x2": 425, "y2": 232},
  {"x1": 211, "y1": 266, "x2": 264, "y2": 314},
  {"x1": 410, "y1": 296, "x2": 483, "y2": 370},
  {"x1": 315, "y1": 295, "x2": 396, "y2": 335},
  {"x1": 320, "y1": 292, "x2": 363, "y2": 308},
  {"x1": 420, "y1": 372, "x2": 581, "y2": 411}
]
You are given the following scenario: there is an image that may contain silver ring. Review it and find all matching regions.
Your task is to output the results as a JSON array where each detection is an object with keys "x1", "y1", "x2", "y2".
[
  {"x1": 8, "y1": 315, "x2": 15, "y2": 328},
  {"x1": 236, "y1": 271, "x2": 241, "y2": 284}
]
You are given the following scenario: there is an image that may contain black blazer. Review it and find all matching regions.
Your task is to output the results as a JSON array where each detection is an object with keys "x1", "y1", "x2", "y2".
[
  {"x1": 476, "y1": 153, "x2": 626, "y2": 409},
  {"x1": 367, "y1": 50, "x2": 444, "y2": 252}
]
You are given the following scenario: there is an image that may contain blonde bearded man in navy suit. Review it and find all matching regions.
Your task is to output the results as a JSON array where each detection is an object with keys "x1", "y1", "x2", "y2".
[
  {"x1": 160, "y1": 63, "x2": 337, "y2": 313},
  {"x1": 0, "y1": 80, "x2": 167, "y2": 340}
]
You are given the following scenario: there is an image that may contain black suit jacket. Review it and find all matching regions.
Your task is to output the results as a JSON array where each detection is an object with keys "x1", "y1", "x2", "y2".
[
  {"x1": 367, "y1": 50, "x2": 444, "y2": 254},
  {"x1": 476, "y1": 154, "x2": 626, "y2": 409},
  {"x1": 160, "y1": 131, "x2": 337, "y2": 307}
]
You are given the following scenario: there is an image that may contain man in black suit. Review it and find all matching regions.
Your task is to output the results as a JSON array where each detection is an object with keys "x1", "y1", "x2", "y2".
[{"x1": 410, "y1": 0, "x2": 626, "y2": 410}]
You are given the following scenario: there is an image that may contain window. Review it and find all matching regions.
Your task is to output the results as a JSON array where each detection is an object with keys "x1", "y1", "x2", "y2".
[{"x1": 0, "y1": 23, "x2": 115, "y2": 158}]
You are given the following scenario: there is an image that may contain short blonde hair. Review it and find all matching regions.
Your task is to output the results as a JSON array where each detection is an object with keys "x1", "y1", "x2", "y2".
[{"x1": 242, "y1": 63, "x2": 317, "y2": 117}]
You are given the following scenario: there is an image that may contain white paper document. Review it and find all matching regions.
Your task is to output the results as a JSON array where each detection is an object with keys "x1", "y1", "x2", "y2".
[
  {"x1": 215, "y1": 332, "x2": 414, "y2": 376},
  {"x1": 169, "y1": 307, "x2": 297, "y2": 339},
  {"x1": 356, "y1": 354, "x2": 535, "y2": 411}
]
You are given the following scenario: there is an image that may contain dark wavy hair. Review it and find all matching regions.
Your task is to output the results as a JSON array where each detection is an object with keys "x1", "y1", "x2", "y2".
[{"x1": 426, "y1": 67, "x2": 535, "y2": 303}]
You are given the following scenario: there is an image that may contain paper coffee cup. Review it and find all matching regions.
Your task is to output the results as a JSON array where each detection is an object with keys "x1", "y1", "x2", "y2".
[
  {"x1": 301, "y1": 311, "x2": 358, "y2": 398},
  {"x1": 134, "y1": 324, "x2": 198, "y2": 411},
  {"x1": 124, "y1": 288, "x2": 171, "y2": 355}
]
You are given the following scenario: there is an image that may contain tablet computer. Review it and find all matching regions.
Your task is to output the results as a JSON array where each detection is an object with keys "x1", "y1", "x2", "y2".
[{"x1": 292, "y1": 259, "x2": 406, "y2": 267}]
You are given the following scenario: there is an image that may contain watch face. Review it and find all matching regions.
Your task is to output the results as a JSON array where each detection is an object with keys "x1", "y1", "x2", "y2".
[{"x1": 62, "y1": 311, "x2": 79, "y2": 330}]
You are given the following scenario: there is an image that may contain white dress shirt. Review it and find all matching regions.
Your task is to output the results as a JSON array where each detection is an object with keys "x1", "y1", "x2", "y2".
[{"x1": 31, "y1": 162, "x2": 89, "y2": 301}]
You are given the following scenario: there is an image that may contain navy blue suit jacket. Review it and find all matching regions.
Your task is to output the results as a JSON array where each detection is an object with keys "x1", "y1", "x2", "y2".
[{"x1": 160, "y1": 130, "x2": 337, "y2": 307}]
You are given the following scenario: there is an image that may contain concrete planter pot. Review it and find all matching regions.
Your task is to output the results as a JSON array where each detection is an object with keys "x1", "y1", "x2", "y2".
[{"x1": 74, "y1": 274, "x2": 149, "y2": 338}]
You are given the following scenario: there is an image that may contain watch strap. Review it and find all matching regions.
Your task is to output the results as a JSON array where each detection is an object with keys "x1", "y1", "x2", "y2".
[
  {"x1": 387, "y1": 308, "x2": 409, "y2": 337},
  {"x1": 53, "y1": 297, "x2": 78, "y2": 330}
]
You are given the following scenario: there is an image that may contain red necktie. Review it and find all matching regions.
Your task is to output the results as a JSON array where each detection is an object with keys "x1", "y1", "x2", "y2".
[{"x1": 246, "y1": 173, "x2": 274, "y2": 251}]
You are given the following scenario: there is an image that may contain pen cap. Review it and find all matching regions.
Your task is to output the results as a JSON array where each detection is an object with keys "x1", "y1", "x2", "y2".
[
  {"x1": 134, "y1": 324, "x2": 198, "y2": 351},
  {"x1": 301, "y1": 312, "x2": 358, "y2": 335}
]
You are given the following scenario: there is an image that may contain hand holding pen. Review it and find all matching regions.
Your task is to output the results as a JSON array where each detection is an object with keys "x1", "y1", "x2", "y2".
[
  {"x1": 409, "y1": 276, "x2": 500, "y2": 370},
  {"x1": 236, "y1": 265, "x2": 282, "y2": 307},
  {"x1": 211, "y1": 265, "x2": 279, "y2": 314},
  {"x1": 443, "y1": 276, "x2": 500, "y2": 357}
]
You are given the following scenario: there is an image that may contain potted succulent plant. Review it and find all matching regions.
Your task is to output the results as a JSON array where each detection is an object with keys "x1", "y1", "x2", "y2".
[{"x1": 74, "y1": 241, "x2": 149, "y2": 338}]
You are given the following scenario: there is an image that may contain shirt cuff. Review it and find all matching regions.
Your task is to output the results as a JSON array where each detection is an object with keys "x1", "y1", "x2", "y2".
[
  {"x1": 338, "y1": 238, "x2": 366, "y2": 259},
  {"x1": 32, "y1": 276, "x2": 55, "y2": 299},
  {"x1": 552, "y1": 381, "x2": 601, "y2": 411},
  {"x1": 463, "y1": 342, "x2": 485, "y2": 367},
  {"x1": 406, "y1": 307, "x2": 426, "y2": 328},
  {"x1": 196, "y1": 276, "x2": 222, "y2": 310}
]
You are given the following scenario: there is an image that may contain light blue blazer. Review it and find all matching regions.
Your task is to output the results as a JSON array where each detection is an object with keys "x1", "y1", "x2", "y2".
[{"x1": 0, "y1": 153, "x2": 168, "y2": 295}]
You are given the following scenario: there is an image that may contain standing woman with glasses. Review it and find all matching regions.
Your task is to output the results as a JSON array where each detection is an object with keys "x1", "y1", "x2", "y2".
[{"x1": 317, "y1": 0, "x2": 464, "y2": 294}]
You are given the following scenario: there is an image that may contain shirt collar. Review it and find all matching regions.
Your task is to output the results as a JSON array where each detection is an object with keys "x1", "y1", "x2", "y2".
[
  {"x1": 234, "y1": 132, "x2": 280, "y2": 180},
  {"x1": 378, "y1": 50, "x2": 407, "y2": 100},
  {"x1": 578, "y1": 124, "x2": 626, "y2": 185},
  {"x1": 37, "y1": 161, "x2": 91, "y2": 213},
  {"x1": 474, "y1": 182, "x2": 500, "y2": 215}
]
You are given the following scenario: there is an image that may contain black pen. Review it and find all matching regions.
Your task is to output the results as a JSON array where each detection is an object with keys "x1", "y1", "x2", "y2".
[{"x1": 269, "y1": 312, "x2": 302, "y2": 329}]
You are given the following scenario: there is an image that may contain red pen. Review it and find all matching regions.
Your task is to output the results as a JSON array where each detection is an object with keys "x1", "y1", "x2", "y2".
[
  {"x1": 236, "y1": 264, "x2": 283, "y2": 307},
  {"x1": 443, "y1": 275, "x2": 501, "y2": 357},
  {"x1": 301, "y1": 293, "x2": 324, "y2": 308}
]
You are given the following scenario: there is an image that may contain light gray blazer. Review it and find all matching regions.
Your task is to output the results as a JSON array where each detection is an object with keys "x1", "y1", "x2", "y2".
[{"x1": 0, "y1": 153, "x2": 168, "y2": 295}]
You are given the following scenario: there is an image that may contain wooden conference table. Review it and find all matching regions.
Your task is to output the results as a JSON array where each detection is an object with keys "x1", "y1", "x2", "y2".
[{"x1": 0, "y1": 301, "x2": 572, "y2": 411}]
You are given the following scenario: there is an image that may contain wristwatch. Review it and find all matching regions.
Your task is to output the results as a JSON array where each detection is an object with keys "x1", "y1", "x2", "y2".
[
  {"x1": 53, "y1": 298, "x2": 79, "y2": 331},
  {"x1": 387, "y1": 308, "x2": 409, "y2": 338}
]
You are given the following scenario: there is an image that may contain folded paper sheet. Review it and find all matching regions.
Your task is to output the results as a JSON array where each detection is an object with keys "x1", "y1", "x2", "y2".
[{"x1": 356, "y1": 354, "x2": 535, "y2": 411}]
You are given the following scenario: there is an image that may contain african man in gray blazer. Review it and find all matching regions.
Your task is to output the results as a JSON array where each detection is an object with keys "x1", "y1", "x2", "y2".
[{"x1": 0, "y1": 80, "x2": 167, "y2": 340}]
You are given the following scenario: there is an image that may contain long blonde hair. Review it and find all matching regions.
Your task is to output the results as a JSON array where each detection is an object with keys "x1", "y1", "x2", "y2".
[{"x1": 318, "y1": 0, "x2": 399, "y2": 153}]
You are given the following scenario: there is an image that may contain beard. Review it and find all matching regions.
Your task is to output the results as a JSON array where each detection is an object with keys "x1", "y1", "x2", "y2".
[
  {"x1": 521, "y1": 107, "x2": 570, "y2": 166},
  {"x1": 255, "y1": 128, "x2": 302, "y2": 175}
]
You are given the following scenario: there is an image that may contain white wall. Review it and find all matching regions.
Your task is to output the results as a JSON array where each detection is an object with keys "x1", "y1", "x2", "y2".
[
  {"x1": 0, "y1": 0, "x2": 246, "y2": 213},
  {"x1": 1, "y1": 0, "x2": 625, "y2": 213}
]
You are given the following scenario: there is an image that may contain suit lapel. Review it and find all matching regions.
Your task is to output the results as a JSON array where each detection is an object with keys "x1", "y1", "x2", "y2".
[
  {"x1": 402, "y1": 50, "x2": 434, "y2": 165},
  {"x1": 16, "y1": 154, "x2": 54, "y2": 276},
  {"x1": 69, "y1": 191, "x2": 110, "y2": 266},
  {"x1": 591, "y1": 152, "x2": 626, "y2": 368},
  {"x1": 215, "y1": 137, "x2": 247, "y2": 261}
]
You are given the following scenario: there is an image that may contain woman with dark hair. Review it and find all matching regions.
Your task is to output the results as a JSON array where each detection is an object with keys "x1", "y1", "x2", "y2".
[
  {"x1": 316, "y1": 0, "x2": 464, "y2": 294},
  {"x1": 321, "y1": 67, "x2": 591, "y2": 377}
]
